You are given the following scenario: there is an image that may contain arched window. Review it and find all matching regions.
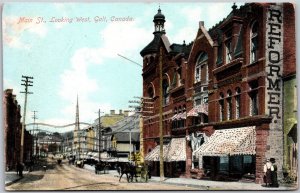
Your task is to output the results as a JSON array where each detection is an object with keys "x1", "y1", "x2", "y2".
[
  {"x1": 227, "y1": 90, "x2": 232, "y2": 120},
  {"x1": 147, "y1": 87, "x2": 154, "y2": 98},
  {"x1": 235, "y1": 88, "x2": 241, "y2": 119},
  {"x1": 250, "y1": 21, "x2": 258, "y2": 63},
  {"x1": 219, "y1": 93, "x2": 225, "y2": 121},
  {"x1": 162, "y1": 79, "x2": 169, "y2": 105},
  {"x1": 195, "y1": 52, "x2": 208, "y2": 83}
]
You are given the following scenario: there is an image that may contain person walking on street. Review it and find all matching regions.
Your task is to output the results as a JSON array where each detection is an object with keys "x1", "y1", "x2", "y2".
[
  {"x1": 270, "y1": 158, "x2": 279, "y2": 187},
  {"x1": 263, "y1": 159, "x2": 273, "y2": 187}
]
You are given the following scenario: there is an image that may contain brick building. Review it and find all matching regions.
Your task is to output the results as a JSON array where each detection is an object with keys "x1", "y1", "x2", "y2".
[
  {"x1": 141, "y1": 3, "x2": 295, "y2": 184},
  {"x1": 3, "y1": 89, "x2": 33, "y2": 170}
]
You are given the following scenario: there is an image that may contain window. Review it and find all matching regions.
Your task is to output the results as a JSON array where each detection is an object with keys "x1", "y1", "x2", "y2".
[
  {"x1": 249, "y1": 81, "x2": 259, "y2": 116},
  {"x1": 219, "y1": 93, "x2": 225, "y2": 121},
  {"x1": 162, "y1": 79, "x2": 169, "y2": 105},
  {"x1": 227, "y1": 90, "x2": 233, "y2": 120},
  {"x1": 195, "y1": 52, "x2": 208, "y2": 83},
  {"x1": 250, "y1": 21, "x2": 258, "y2": 63},
  {"x1": 225, "y1": 40, "x2": 232, "y2": 63},
  {"x1": 147, "y1": 87, "x2": 154, "y2": 98},
  {"x1": 235, "y1": 88, "x2": 241, "y2": 119}
]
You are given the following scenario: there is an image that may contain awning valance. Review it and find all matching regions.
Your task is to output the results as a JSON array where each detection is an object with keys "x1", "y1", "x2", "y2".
[
  {"x1": 187, "y1": 104, "x2": 208, "y2": 117},
  {"x1": 194, "y1": 126, "x2": 256, "y2": 157},
  {"x1": 145, "y1": 138, "x2": 186, "y2": 162}
]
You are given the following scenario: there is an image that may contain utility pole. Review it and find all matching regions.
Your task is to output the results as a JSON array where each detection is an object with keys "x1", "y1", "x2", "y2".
[
  {"x1": 98, "y1": 109, "x2": 103, "y2": 162},
  {"x1": 159, "y1": 47, "x2": 164, "y2": 181},
  {"x1": 32, "y1": 111, "x2": 38, "y2": 156},
  {"x1": 20, "y1": 75, "x2": 33, "y2": 163}
]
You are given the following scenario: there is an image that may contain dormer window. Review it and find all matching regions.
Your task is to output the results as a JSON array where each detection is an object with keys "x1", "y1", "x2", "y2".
[
  {"x1": 250, "y1": 21, "x2": 258, "y2": 63},
  {"x1": 225, "y1": 39, "x2": 232, "y2": 63},
  {"x1": 195, "y1": 52, "x2": 208, "y2": 84}
]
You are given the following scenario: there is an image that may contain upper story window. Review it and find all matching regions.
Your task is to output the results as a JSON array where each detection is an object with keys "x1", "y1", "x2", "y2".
[
  {"x1": 195, "y1": 52, "x2": 208, "y2": 84},
  {"x1": 250, "y1": 21, "x2": 258, "y2": 63},
  {"x1": 224, "y1": 31, "x2": 232, "y2": 64},
  {"x1": 227, "y1": 90, "x2": 233, "y2": 120},
  {"x1": 162, "y1": 79, "x2": 169, "y2": 105},
  {"x1": 147, "y1": 86, "x2": 154, "y2": 98},
  {"x1": 219, "y1": 93, "x2": 225, "y2": 121},
  {"x1": 235, "y1": 87, "x2": 241, "y2": 119},
  {"x1": 249, "y1": 81, "x2": 259, "y2": 116}
]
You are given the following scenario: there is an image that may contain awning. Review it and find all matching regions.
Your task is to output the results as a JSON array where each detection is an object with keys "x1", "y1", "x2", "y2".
[
  {"x1": 171, "y1": 114, "x2": 179, "y2": 121},
  {"x1": 194, "y1": 126, "x2": 256, "y2": 157},
  {"x1": 187, "y1": 104, "x2": 208, "y2": 117},
  {"x1": 145, "y1": 144, "x2": 169, "y2": 161},
  {"x1": 166, "y1": 138, "x2": 186, "y2": 161},
  {"x1": 145, "y1": 138, "x2": 186, "y2": 162},
  {"x1": 177, "y1": 112, "x2": 187, "y2": 120},
  {"x1": 171, "y1": 113, "x2": 186, "y2": 121}
]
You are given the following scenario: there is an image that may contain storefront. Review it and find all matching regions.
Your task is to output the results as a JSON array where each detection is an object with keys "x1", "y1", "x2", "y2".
[
  {"x1": 193, "y1": 126, "x2": 256, "y2": 181},
  {"x1": 145, "y1": 138, "x2": 186, "y2": 177}
]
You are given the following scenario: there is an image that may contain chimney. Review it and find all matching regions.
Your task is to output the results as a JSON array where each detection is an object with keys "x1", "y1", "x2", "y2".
[
  {"x1": 119, "y1": 109, "x2": 123, "y2": 115},
  {"x1": 124, "y1": 110, "x2": 129, "y2": 116},
  {"x1": 110, "y1": 110, "x2": 115, "y2": 115},
  {"x1": 199, "y1": 21, "x2": 204, "y2": 28}
]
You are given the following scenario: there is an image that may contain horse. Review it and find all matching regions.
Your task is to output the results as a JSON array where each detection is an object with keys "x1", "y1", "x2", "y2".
[{"x1": 118, "y1": 162, "x2": 138, "y2": 183}]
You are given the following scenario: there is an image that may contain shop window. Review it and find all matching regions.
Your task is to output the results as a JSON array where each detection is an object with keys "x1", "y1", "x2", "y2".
[
  {"x1": 250, "y1": 21, "x2": 258, "y2": 63},
  {"x1": 219, "y1": 156, "x2": 229, "y2": 171},
  {"x1": 235, "y1": 88, "x2": 241, "y2": 119}
]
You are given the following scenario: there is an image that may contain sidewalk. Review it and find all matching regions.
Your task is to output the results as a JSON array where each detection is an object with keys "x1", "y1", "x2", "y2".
[
  {"x1": 83, "y1": 164, "x2": 297, "y2": 190},
  {"x1": 5, "y1": 171, "x2": 24, "y2": 186}
]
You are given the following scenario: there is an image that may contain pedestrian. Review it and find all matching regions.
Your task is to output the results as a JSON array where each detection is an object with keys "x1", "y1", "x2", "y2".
[
  {"x1": 17, "y1": 162, "x2": 24, "y2": 177},
  {"x1": 270, "y1": 158, "x2": 279, "y2": 187},
  {"x1": 263, "y1": 159, "x2": 273, "y2": 187}
]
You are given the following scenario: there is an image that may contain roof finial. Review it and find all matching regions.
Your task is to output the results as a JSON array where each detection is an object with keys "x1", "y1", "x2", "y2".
[{"x1": 232, "y1": 2, "x2": 237, "y2": 11}]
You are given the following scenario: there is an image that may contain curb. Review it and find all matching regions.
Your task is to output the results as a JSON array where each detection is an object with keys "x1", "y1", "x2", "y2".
[{"x1": 147, "y1": 179, "x2": 209, "y2": 190}]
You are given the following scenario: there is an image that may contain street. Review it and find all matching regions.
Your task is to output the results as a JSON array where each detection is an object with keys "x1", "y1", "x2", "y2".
[{"x1": 6, "y1": 159, "x2": 198, "y2": 191}]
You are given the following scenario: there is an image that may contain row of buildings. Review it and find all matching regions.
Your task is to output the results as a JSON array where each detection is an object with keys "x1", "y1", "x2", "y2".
[
  {"x1": 3, "y1": 89, "x2": 33, "y2": 171},
  {"x1": 141, "y1": 3, "x2": 296, "y2": 184}
]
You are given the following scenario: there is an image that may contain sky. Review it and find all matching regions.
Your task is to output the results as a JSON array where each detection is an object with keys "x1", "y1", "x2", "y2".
[{"x1": 3, "y1": 2, "x2": 244, "y2": 132}]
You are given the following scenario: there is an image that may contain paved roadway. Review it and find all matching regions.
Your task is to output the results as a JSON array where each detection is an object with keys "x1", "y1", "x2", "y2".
[{"x1": 5, "y1": 159, "x2": 198, "y2": 191}]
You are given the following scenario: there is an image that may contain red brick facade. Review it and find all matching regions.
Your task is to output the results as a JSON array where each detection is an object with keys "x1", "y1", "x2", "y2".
[
  {"x1": 3, "y1": 89, "x2": 33, "y2": 170},
  {"x1": 141, "y1": 3, "x2": 295, "y2": 183}
]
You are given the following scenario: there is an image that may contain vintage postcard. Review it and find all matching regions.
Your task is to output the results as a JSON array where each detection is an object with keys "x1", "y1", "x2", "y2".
[{"x1": 3, "y1": 2, "x2": 297, "y2": 191}]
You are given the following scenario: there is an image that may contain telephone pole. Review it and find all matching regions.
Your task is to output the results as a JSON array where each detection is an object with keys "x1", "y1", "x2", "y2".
[
  {"x1": 159, "y1": 47, "x2": 164, "y2": 181},
  {"x1": 32, "y1": 111, "x2": 38, "y2": 156},
  {"x1": 97, "y1": 109, "x2": 104, "y2": 161},
  {"x1": 20, "y1": 75, "x2": 33, "y2": 163}
]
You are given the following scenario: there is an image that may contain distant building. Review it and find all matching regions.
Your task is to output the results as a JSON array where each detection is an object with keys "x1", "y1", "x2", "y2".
[{"x1": 81, "y1": 109, "x2": 129, "y2": 159}]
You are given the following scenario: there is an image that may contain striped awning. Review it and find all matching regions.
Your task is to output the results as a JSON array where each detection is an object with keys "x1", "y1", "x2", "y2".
[
  {"x1": 177, "y1": 112, "x2": 187, "y2": 120},
  {"x1": 171, "y1": 112, "x2": 187, "y2": 121},
  {"x1": 167, "y1": 138, "x2": 186, "y2": 161},
  {"x1": 194, "y1": 126, "x2": 256, "y2": 157},
  {"x1": 187, "y1": 104, "x2": 208, "y2": 117},
  {"x1": 145, "y1": 144, "x2": 169, "y2": 161},
  {"x1": 145, "y1": 138, "x2": 186, "y2": 162}
]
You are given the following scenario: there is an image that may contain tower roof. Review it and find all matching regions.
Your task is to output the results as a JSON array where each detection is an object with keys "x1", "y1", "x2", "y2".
[{"x1": 153, "y1": 7, "x2": 165, "y2": 22}]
